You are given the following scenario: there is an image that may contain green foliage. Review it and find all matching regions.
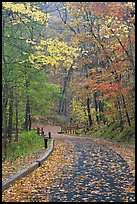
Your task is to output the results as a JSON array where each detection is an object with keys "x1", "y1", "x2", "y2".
[
  {"x1": 2, "y1": 2, "x2": 135, "y2": 155},
  {"x1": 2, "y1": 3, "x2": 61, "y2": 134},
  {"x1": 88, "y1": 122, "x2": 135, "y2": 145},
  {"x1": 28, "y1": 69, "x2": 60, "y2": 117},
  {"x1": 3, "y1": 130, "x2": 44, "y2": 161},
  {"x1": 118, "y1": 123, "x2": 135, "y2": 143}
]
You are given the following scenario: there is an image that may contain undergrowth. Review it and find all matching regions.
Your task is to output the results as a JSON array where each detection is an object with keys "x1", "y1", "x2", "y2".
[
  {"x1": 2, "y1": 130, "x2": 46, "y2": 161},
  {"x1": 87, "y1": 123, "x2": 135, "y2": 145}
]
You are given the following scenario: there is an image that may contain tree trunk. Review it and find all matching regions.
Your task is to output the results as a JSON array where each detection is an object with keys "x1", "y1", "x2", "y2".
[
  {"x1": 25, "y1": 80, "x2": 31, "y2": 130},
  {"x1": 84, "y1": 66, "x2": 93, "y2": 127},
  {"x1": 15, "y1": 99, "x2": 19, "y2": 142},
  {"x1": 93, "y1": 91, "x2": 99, "y2": 123},
  {"x1": 87, "y1": 96, "x2": 92, "y2": 126},
  {"x1": 2, "y1": 18, "x2": 8, "y2": 160},
  {"x1": 59, "y1": 80, "x2": 67, "y2": 115},
  {"x1": 28, "y1": 105, "x2": 31, "y2": 130},
  {"x1": 121, "y1": 94, "x2": 131, "y2": 126},
  {"x1": 59, "y1": 66, "x2": 73, "y2": 115},
  {"x1": 2, "y1": 79, "x2": 8, "y2": 160},
  {"x1": 117, "y1": 99, "x2": 124, "y2": 130},
  {"x1": 25, "y1": 96, "x2": 31, "y2": 130},
  {"x1": 98, "y1": 100, "x2": 104, "y2": 121},
  {"x1": 2, "y1": 81, "x2": 9, "y2": 153},
  {"x1": 126, "y1": 3, "x2": 135, "y2": 80},
  {"x1": 2, "y1": 102, "x2": 8, "y2": 161},
  {"x1": 8, "y1": 87, "x2": 14, "y2": 144}
]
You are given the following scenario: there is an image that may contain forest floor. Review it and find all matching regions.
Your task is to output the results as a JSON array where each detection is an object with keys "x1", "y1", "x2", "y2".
[{"x1": 2, "y1": 123, "x2": 135, "y2": 202}]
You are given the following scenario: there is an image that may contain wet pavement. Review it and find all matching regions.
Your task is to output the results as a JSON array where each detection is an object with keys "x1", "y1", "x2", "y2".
[{"x1": 30, "y1": 136, "x2": 135, "y2": 202}]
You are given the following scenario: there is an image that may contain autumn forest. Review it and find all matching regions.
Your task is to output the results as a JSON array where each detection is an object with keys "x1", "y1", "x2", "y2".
[
  {"x1": 2, "y1": 2, "x2": 135, "y2": 155},
  {"x1": 2, "y1": 2, "x2": 135, "y2": 202}
]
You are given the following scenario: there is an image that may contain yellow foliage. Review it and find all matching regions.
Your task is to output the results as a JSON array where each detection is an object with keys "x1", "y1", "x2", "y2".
[
  {"x1": 29, "y1": 38, "x2": 80, "y2": 69},
  {"x1": 70, "y1": 98, "x2": 87, "y2": 124},
  {"x1": 2, "y1": 2, "x2": 49, "y2": 25}
]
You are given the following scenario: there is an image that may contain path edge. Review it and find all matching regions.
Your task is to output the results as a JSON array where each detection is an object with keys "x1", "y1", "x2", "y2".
[{"x1": 2, "y1": 139, "x2": 54, "y2": 192}]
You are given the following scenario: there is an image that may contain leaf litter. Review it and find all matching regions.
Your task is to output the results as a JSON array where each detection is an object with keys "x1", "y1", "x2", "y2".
[{"x1": 2, "y1": 130, "x2": 135, "y2": 202}]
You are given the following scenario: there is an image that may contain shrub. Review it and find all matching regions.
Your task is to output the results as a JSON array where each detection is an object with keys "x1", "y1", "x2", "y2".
[{"x1": 3, "y1": 130, "x2": 45, "y2": 161}]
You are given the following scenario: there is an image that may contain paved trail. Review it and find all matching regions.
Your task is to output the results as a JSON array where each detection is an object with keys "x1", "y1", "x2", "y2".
[
  {"x1": 2, "y1": 125, "x2": 135, "y2": 202},
  {"x1": 40, "y1": 135, "x2": 135, "y2": 202}
]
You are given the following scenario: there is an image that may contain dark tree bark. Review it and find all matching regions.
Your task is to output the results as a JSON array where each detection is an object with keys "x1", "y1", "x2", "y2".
[
  {"x1": 2, "y1": 75, "x2": 8, "y2": 160},
  {"x1": 24, "y1": 26, "x2": 33, "y2": 131},
  {"x1": 93, "y1": 91, "x2": 99, "y2": 123},
  {"x1": 28, "y1": 109, "x2": 31, "y2": 130},
  {"x1": 25, "y1": 96, "x2": 31, "y2": 130},
  {"x1": 121, "y1": 94, "x2": 131, "y2": 126},
  {"x1": 2, "y1": 18, "x2": 8, "y2": 160},
  {"x1": 15, "y1": 98, "x2": 19, "y2": 142},
  {"x1": 98, "y1": 100, "x2": 104, "y2": 121},
  {"x1": 84, "y1": 66, "x2": 93, "y2": 127},
  {"x1": 8, "y1": 87, "x2": 14, "y2": 144},
  {"x1": 24, "y1": 80, "x2": 31, "y2": 130},
  {"x1": 2, "y1": 100, "x2": 8, "y2": 161},
  {"x1": 2, "y1": 79, "x2": 9, "y2": 151},
  {"x1": 59, "y1": 66, "x2": 73, "y2": 115},
  {"x1": 59, "y1": 78, "x2": 67, "y2": 115},
  {"x1": 117, "y1": 99, "x2": 124, "y2": 130},
  {"x1": 87, "y1": 96, "x2": 92, "y2": 126}
]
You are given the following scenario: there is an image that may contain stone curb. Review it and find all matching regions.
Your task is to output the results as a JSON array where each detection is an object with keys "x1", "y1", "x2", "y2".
[
  {"x1": 2, "y1": 162, "x2": 39, "y2": 192},
  {"x1": 2, "y1": 139, "x2": 54, "y2": 192}
]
